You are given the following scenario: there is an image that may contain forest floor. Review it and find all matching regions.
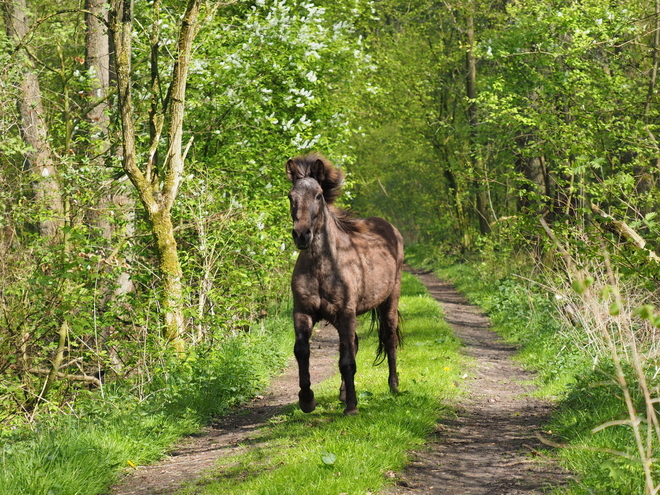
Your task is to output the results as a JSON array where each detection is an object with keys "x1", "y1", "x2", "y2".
[
  {"x1": 109, "y1": 319, "x2": 339, "y2": 495},
  {"x1": 110, "y1": 270, "x2": 573, "y2": 495}
]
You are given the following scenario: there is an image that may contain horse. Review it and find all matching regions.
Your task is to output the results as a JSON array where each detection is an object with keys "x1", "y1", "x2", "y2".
[{"x1": 285, "y1": 152, "x2": 404, "y2": 415}]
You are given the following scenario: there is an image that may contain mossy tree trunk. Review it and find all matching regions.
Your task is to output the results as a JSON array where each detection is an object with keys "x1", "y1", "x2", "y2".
[{"x1": 110, "y1": 0, "x2": 202, "y2": 352}]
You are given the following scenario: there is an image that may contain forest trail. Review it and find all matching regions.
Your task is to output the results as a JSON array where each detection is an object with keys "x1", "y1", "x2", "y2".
[
  {"x1": 109, "y1": 322, "x2": 340, "y2": 495},
  {"x1": 389, "y1": 269, "x2": 573, "y2": 494},
  {"x1": 110, "y1": 270, "x2": 573, "y2": 494}
]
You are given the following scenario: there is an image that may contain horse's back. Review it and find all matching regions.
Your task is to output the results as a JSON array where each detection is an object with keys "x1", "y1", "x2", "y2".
[{"x1": 361, "y1": 217, "x2": 404, "y2": 267}]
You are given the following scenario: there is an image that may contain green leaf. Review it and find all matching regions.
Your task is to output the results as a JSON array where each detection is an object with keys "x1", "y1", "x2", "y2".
[
  {"x1": 321, "y1": 451, "x2": 336, "y2": 465},
  {"x1": 572, "y1": 279, "x2": 586, "y2": 295},
  {"x1": 609, "y1": 301, "x2": 621, "y2": 316},
  {"x1": 633, "y1": 304, "x2": 654, "y2": 320}
]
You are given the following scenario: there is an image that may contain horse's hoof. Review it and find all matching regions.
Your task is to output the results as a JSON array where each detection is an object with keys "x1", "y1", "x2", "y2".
[
  {"x1": 300, "y1": 398, "x2": 317, "y2": 413},
  {"x1": 343, "y1": 406, "x2": 359, "y2": 416}
]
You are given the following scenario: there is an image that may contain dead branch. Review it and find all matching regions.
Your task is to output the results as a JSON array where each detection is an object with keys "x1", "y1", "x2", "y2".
[
  {"x1": 29, "y1": 367, "x2": 101, "y2": 388},
  {"x1": 590, "y1": 203, "x2": 660, "y2": 263}
]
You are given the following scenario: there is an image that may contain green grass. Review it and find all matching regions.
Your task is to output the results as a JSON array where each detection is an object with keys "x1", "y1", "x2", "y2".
[
  {"x1": 405, "y1": 245, "x2": 656, "y2": 494},
  {"x1": 0, "y1": 316, "x2": 294, "y2": 495},
  {"x1": 177, "y1": 272, "x2": 465, "y2": 495}
]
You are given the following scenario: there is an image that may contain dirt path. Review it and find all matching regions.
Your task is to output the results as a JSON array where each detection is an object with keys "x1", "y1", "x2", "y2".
[
  {"x1": 388, "y1": 269, "x2": 573, "y2": 494},
  {"x1": 110, "y1": 270, "x2": 573, "y2": 495},
  {"x1": 109, "y1": 321, "x2": 339, "y2": 495}
]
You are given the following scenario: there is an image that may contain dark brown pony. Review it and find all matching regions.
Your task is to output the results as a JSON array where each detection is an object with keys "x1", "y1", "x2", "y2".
[{"x1": 286, "y1": 152, "x2": 404, "y2": 415}]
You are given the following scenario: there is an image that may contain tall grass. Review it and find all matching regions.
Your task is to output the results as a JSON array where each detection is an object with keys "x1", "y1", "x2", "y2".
[
  {"x1": 406, "y1": 244, "x2": 660, "y2": 494},
  {"x1": 0, "y1": 316, "x2": 294, "y2": 495},
  {"x1": 177, "y1": 272, "x2": 465, "y2": 495}
]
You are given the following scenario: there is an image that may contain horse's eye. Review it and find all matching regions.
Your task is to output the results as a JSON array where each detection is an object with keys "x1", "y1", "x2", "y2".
[{"x1": 316, "y1": 193, "x2": 322, "y2": 201}]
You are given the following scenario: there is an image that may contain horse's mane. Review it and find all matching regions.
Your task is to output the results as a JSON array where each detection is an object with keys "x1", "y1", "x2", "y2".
[
  {"x1": 286, "y1": 152, "x2": 365, "y2": 234},
  {"x1": 330, "y1": 205, "x2": 365, "y2": 234},
  {"x1": 286, "y1": 152, "x2": 344, "y2": 205}
]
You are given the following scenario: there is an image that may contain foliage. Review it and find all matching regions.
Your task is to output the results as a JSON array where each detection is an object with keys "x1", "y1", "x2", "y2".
[
  {"x1": 348, "y1": 0, "x2": 660, "y2": 268},
  {"x1": 0, "y1": 0, "x2": 372, "y2": 423},
  {"x1": 0, "y1": 313, "x2": 293, "y2": 495}
]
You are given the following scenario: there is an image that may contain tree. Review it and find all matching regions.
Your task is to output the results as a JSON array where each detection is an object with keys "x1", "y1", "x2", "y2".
[
  {"x1": 109, "y1": 0, "x2": 205, "y2": 351},
  {"x1": 465, "y1": 3, "x2": 490, "y2": 235},
  {"x1": 3, "y1": 0, "x2": 64, "y2": 239}
]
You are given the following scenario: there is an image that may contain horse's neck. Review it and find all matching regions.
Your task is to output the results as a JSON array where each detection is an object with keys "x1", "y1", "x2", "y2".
[{"x1": 310, "y1": 205, "x2": 340, "y2": 262}]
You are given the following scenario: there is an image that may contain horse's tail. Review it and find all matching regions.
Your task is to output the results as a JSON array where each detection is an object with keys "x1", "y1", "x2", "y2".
[{"x1": 372, "y1": 308, "x2": 403, "y2": 366}]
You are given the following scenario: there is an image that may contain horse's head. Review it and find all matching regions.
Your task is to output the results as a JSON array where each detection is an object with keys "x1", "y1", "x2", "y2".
[
  {"x1": 286, "y1": 153, "x2": 343, "y2": 250},
  {"x1": 287, "y1": 176, "x2": 324, "y2": 250}
]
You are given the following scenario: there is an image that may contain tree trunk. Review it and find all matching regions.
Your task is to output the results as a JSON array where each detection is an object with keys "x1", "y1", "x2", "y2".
[
  {"x1": 110, "y1": 0, "x2": 202, "y2": 352},
  {"x1": 4, "y1": 0, "x2": 64, "y2": 239},
  {"x1": 85, "y1": 0, "x2": 113, "y2": 241},
  {"x1": 85, "y1": 0, "x2": 111, "y2": 131},
  {"x1": 465, "y1": 9, "x2": 490, "y2": 235},
  {"x1": 515, "y1": 132, "x2": 549, "y2": 212},
  {"x1": 151, "y1": 208, "x2": 185, "y2": 349},
  {"x1": 86, "y1": 0, "x2": 135, "y2": 299}
]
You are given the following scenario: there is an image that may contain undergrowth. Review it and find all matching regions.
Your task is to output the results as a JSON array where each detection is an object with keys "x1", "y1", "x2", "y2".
[
  {"x1": 0, "y1": 316, "x2": 293, "y2": 495},
  {"x1": 406, "y1": 244, "x2": 660, "y2": 494},
  {"x1": 177, "y1": 272, "x2": 465, "y2": 495}
]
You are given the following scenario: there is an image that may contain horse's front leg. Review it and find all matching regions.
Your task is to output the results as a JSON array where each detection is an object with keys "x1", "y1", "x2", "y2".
[
  {"x1": 339, "y1": 332, "x2": 358, "y2": 403},
  {"x1": 294, "y1": 311, "x2": 316, "y2": 413},
  {"x1": 337, "y1": 314, "x2": 359, "y2": 415}
]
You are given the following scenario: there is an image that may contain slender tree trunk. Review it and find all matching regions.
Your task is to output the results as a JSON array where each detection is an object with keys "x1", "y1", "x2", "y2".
[
  {"x1": 110, "y1": 0, "x2": 202, "y2": 352},
  {"x1": 86, "y1": 0, "x2": 135, "y2": 304},
  {"x1": 3, "y1": 0, "x2": 64, "y2": 239},
  {"x1": 515, "y1": 132, "x2": 549, "y2": 213},
  {"x1": 465, "y1": 9, "x2": 490, "y2": 235},
  {"x1": 85, "y1": 0, "x2": 113, "y2": 240},
  {"x1": 85, "y1": 0, "x2": 111, "y2": 131}
]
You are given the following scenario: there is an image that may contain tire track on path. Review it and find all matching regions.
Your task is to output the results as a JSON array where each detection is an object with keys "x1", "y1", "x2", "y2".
[{"x1": 389, "y1": 269, "x2": 574, "y2": 494}]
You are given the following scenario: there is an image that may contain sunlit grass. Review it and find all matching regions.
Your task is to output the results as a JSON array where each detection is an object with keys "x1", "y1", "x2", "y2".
[
  {"x1": 178, "y1": 272, "x2": 465, "y2": 495},
  {"x1": 0, "y1": 316, "x2": 294, "y2": 495},
  {"x1": 414, "y1": 252, "x2": 653, "y2": 494}
]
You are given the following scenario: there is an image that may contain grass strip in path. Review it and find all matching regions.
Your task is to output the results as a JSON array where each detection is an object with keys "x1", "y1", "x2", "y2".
[{"x1": 176, "y1": 272, "x2": 465, "y2": 495}]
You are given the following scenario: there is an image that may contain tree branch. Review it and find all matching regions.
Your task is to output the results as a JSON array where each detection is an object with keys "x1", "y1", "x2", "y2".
[{"x1": 591, "y1": 203, "x2": 660, "y2": 263}]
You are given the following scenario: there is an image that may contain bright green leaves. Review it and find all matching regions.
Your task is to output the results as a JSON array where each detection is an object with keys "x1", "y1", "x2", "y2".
[
  {"x1": 632, "y1": 304, "x2": 660, "y2": 328},
  {"x1": 320, "y1": 451, "x2": 337, "y2": 466},
  {"x1": 571, "y1": 276, "x2": 594, "y2": 295},
  {"x1": 608, "y1": 301, "x2": 621, "y2": 317}
]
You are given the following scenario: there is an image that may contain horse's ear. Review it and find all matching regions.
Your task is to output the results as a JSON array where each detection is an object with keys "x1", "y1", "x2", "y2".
[
  {"x1": 286, "y1": 159, "x2": 296, "y2": 182},
  {"x1": 310, "y1": 159, "x2": 326, "y2": 184}
]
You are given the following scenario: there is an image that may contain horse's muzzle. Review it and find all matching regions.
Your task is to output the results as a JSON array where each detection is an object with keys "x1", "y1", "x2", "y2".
[{"x1": 292, "y1": 228, "x2": 312, "y2": 249}]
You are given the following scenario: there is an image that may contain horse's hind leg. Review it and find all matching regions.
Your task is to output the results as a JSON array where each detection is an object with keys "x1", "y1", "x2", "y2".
[
  {"x1": 339, "y1": 332, "x2": 358, "y2": 403},
  {"x1": 379, "y1": 291, "x2": 401, "y2": 394},
  {"x1": 293, "y1": 312, "x2": 316, "y2": 413}
]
